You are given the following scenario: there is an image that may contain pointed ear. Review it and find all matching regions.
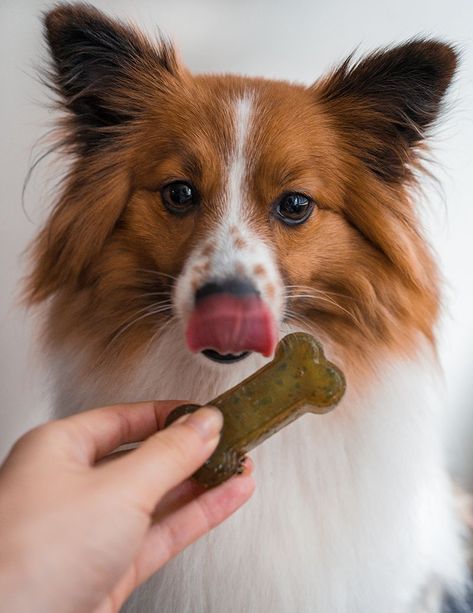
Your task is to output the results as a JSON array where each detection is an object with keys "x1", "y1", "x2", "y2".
[
  {"x1": 44, "y1": 3, "x2": 179, "y2": 151},
  {"x1": 313, "y1": 39, "x2": 458, "y2": 182}
]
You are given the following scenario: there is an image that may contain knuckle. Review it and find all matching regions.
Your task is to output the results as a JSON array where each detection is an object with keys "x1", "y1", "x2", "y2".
[
  {"x1": 28, "y1": 420, "x2": 73, "y2": 446},
  {"x1": 19, "y1": 422, "x2": 53, "y2": 444},
  {"x1": 39, "y1": 420, "x2": 69, "y2": 441},
  {"x1": 10, "y1": 421, "x2": 62, "y2": 456}
]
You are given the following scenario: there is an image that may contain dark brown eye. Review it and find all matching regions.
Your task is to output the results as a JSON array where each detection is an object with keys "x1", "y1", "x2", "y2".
[
  {"x1": 161, "y1": 181, "x2": 198, "y2": 214},
  {"x1": 275, "y1": 193, "x2": 314, "y2": 225}
]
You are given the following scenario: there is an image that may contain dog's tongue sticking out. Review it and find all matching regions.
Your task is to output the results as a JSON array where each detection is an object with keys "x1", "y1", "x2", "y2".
[{"x1": 186, "y1": 294, "x2": 277, "y2": 358}]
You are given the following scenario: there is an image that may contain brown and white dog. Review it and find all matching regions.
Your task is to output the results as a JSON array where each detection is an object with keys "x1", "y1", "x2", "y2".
[{"x1": 26, "y1": 3, "x2": 468, "y2": 611}]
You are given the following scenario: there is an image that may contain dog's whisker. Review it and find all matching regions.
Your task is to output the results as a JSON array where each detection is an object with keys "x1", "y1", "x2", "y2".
[
  {"x1": 135, "y1": 269, "x2": 178, "y2": 282},
  {"x1": 285, "y1": 285, "x2": 361, "y2": 304},
  {"x1": 109, "y1": 301, "x2": 172, "y2": 333},
  {"x1": 137, "y1": 295, "x2": 173, "y2": 303},
  {"x1": 284, "y1": 285, "x2": 364, "y2": 329},
  {"x1": 283, "y1": 309, "x2": 316, "y2": 333},
  {"x1": 143, "y1": 313, "x2": 178, "y2": 356},
  {"x1": 102, "y1": 303, "x2": 174, "y2": 357},
  {"x1": 285, "y1": 293, "x2": 360, "y2": 326}
]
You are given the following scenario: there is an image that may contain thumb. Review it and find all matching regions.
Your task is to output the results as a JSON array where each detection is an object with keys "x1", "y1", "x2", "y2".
[{"x1": 99, "y1": 407, "x2": 223, "y2": 511}]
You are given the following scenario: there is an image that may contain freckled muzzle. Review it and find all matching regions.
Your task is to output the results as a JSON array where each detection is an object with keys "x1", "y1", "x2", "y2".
[{"x1": 186, "y1": 278, "x2": 278, "y2": 362}]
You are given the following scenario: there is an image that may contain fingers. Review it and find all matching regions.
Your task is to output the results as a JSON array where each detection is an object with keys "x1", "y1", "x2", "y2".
[
  {"x1": 151, "y1": 478, "x2": 205, "y2": 523},
  {"x1": 98, "y1": 407, "x2": 224, "y2": 511},
  {"x1": 133, "y1": 472, "x2": 255, "y2": 586},
  {"x1": 59, "y1": 400, "x2": 186, "y2": 463},
  {"x1": 93, "y1": 461, "x2": 255, "y2": 613},
  {"x1": 151, "y1": 456, "x2": 254, "y2": 522}
]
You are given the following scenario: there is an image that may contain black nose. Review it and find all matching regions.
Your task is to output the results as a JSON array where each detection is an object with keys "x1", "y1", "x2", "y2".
[{"x1": 195, "y1": 278, "x2": 259, "y2": 304}]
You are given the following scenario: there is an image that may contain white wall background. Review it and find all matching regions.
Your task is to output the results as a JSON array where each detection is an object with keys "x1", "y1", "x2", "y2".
[{"x1": 1, "y1": 0, "x2": 472, "y2": 480}]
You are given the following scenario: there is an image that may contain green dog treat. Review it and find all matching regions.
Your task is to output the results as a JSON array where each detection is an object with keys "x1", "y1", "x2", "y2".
[{"x1": 165, "y1": 332, "x2": 346, "y2": 487}]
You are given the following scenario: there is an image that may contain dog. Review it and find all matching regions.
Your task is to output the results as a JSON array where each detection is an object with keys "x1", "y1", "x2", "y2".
[{"x1": 26, "y1": 3, "x2": 468, "y2": 611}]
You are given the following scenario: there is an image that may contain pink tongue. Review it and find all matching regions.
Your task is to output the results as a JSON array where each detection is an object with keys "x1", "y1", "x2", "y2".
[{"x1": 186, "y1": 294, "x2": 277, "y2": 358}]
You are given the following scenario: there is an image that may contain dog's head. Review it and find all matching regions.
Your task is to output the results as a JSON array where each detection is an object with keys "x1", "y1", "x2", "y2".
[{"x1": 27, "y1": 3, "x2": 457, "y2": 379}]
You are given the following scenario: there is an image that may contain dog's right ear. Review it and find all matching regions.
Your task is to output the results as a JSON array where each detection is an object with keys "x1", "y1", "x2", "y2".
[{"x1": 44, "y1": 3, "x2": 179, "y2": 151}]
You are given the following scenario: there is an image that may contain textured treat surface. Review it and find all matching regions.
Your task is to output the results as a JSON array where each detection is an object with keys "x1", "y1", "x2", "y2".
[{"x1": 165, "y1": 333, "x2": 346, "y2": 487}]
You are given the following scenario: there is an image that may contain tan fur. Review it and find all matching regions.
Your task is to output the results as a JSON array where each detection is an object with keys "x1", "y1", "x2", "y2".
[
  {"x1": 23, "y1": 6, "x2": 463, "y2": 611},
  {"x1": 22, "y1": 5, "x2": 458, "y2": 409},
  {"x1": 26, "y1": 70, "x2": 440, "y2": 388}
]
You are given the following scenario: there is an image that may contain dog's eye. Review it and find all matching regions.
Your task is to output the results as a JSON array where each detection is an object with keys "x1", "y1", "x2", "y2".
[
  {"x1": 161, "y1": 181, "x2": 198, "y2": 214},
  {"x1": 275, "y1": 193, "x2": 314, "y2": 225}
]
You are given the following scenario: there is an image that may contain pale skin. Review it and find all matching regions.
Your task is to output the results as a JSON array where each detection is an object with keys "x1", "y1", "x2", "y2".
[{"x1": 0, "y1": 401, "x2": 255, "y2": 613}]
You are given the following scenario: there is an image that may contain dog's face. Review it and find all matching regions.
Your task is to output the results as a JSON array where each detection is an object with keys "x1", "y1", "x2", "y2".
[
  {"x1": 27, "y1": 4, "x2": 456, "y2": 378},
  {"x1": 125, "y1": 79, "x2": 345, "y2": 364}
]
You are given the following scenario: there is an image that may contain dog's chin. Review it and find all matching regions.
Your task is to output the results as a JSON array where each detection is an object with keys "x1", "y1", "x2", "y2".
[{"x1": 201, "y1": 349, "x2": 251, "y2": 364}]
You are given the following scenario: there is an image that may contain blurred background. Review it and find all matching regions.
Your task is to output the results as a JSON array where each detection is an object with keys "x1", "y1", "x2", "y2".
[{"x1": 1, "y1": 0, "x2": 472, "y2": 485}]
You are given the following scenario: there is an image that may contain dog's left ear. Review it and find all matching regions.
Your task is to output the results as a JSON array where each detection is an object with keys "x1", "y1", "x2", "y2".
[{"x1": 313, "y1": 39, "x2": 458, "y2": 182}]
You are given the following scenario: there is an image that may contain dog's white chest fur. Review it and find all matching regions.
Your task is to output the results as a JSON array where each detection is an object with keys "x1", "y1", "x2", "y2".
[{"x1": 52, "y1": 327, "x2": 466, "y2": 613}]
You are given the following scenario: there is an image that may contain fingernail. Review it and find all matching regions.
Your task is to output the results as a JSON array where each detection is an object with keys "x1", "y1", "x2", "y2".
[
  {"x1": 183, "y1": 406, "x2": 223, "y2": 441},
  {"x1": 241, "y1": 456, "x2": 254, "y2": 475},
  {"x1": 173, "y1": 413, "x2": 192, "y2": 426}
]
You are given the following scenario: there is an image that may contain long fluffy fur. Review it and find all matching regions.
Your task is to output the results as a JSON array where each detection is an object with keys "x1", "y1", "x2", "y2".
[{"x1": 26, "y1": 4, "x2": 467, "y2": 611}]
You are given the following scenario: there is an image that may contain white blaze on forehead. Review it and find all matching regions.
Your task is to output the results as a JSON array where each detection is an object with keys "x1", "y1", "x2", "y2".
[
  {"x1": 227, "y1": 95, "x2": 253, "y2": 221},
  {"x1": 174, "y1": 92, "x2": 284, "y2": 326}
]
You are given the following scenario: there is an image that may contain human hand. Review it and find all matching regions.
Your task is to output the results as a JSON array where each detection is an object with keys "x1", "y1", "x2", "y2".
[{"x1": 0, "y1": 401, "x2": 255, "y2": 613}]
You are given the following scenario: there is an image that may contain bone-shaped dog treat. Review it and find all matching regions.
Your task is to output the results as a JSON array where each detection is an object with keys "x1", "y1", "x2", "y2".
[{"x1": 165, "y1": 332, "x2": 346, "y2": 487}]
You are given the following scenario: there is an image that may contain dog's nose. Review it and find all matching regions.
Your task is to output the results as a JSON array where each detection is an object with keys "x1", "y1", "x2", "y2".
[
  {"x1": 195, "y1": 278, "x2": 259, "y2": 303},
  {"x1": 187, "y1": 277, "x2": 277, "y2": 358}
]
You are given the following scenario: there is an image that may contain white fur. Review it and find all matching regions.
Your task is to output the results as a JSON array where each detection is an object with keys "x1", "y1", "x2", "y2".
[
  {"x1": 51, "y1": 323, "x2": 467, "y2": 612},
  {"x1": 228, "y1": 95, "x2": 253, "y2": 217},
  {"x1": 46, "y1": 95, "x2": 467, "y2": 613},
  {"x1": 174, "y1": 94, "x2": 284, "y2": 327}
]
